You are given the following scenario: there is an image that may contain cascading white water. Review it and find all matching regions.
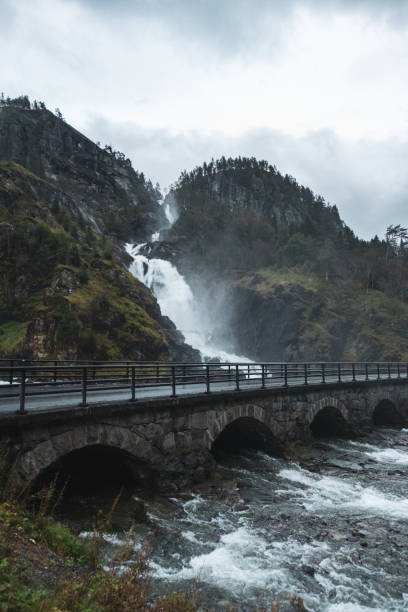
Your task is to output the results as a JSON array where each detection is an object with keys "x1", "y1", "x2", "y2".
[
  {"x1": 126, "y1": 192, "x2": 253, "y2": 361},
  {"x1": 126, "y1": 242, "x2": 251, "y2": 362}
]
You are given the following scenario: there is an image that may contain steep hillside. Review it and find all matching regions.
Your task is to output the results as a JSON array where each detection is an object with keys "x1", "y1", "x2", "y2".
[
  {"x1": 162, "y1": 156, "x2": 354, "y2": 274},
  {"x1": 0, "y1": 161, "x2": 169, "y2": 359},
  {"x1": 151, "y1": 157, "x2": 408, "y2": 362},
  {"x1": 0, "y1": 101, "x2": 164, "y2": 242},
  {"x1": 0, "y1": 98, "x2": 197, "y2": 361}
]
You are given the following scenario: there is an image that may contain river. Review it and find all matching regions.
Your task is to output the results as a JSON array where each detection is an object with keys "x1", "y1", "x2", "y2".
[{"x1": 58, "y1": 426, "x2": 408, "y2": 611}]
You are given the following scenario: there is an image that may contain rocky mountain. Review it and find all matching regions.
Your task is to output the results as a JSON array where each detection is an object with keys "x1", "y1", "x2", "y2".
[
  {"x1": 2, "y1": 98, "x2": 407, "y2": 365},
  {"x1": 148, "y1": 157, "x2": 408, "y2": 362},
  {"x1": 0, "y1": 102, "x2": 165, "y2": 242},
  {"x1": 0, "y1": 98, "x2": 197, "y2": 361}
]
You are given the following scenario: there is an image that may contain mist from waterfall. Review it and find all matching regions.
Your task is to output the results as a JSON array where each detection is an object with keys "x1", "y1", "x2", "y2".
[
  {"x1": 125, "y1": 199, "x2": 250, "y2": 362},
  {"x1": 126, "y1": 243, "x2": 251, "y2": 362}
]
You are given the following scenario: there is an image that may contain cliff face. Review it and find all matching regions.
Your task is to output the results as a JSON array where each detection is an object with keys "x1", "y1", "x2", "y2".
[
  {"x1": 0, "y1": 105, "x2": 164, "y2": 242},
  {"x1": 229, "y1": 270, "x2": 408, "y2": 363},
  {"x1": 0, "y1": 104, "x2": 196, "y2": 361},
  {"x1": 0, "y1": 161, "x2": 170, "y2": 360},
  {"x1": 151, "y1": 158, "x2": 408, "y2": 363}
]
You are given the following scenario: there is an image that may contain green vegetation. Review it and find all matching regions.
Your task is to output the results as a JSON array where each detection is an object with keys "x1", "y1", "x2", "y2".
[
  {"x1": 171, "y1": 156, "x2": 353, "y2": 272},
  {"x1": 171, "y1": 157, "x2": 408, "y2": 297},
  {"x1": 236, "y1": 268, "x2": 321, "y2": 295},
  {"x1": 167, "y1": 157, "x2": 408, "y2": 361},
  {"x1": 0, "y1": 456, "x2": 199, "y2": 612},
  {"x1": 0, "y1": 161, "x2": 168, "y2": 360},
  {"x1": 0, "y1": 321, "x2": 29, "y2": 354},
  {"x1": 235, "y1": 267, "x2": 408, "y2": 361}
]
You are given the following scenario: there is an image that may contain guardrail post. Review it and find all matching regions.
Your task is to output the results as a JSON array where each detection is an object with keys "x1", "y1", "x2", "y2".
[
  {"x1": 352, "y1": 363, "x2": 356, "y2": 382},
  {"x1": 261, "y1": 364, "x2": 265, "y2": 389},
  {"x1": 377, "y1": 363, "x2": 380, "y2": 380},
  {"x1": 338, "y1": 363, "x2": 341, "y2": 383},
  {"x1": 304, "y1": 364, "x2": 308, "y2": 385},
  {"x1": 206, "y1": 365, "x2": 210, "y2": 393},
  {"x1": 131, "y1": 366, "x2": 136, "y2": 401},
  {"x1": 126, "y1": 362, "x2": 130, "y2": 382},
  {"x1": 18, "y1": 369, "x2": 26, "y2": 415},
  {"x1": 284, "y1": 364, "x2": 288, "y2": 387},
  {"x1": 321, "y1": 363, "x2": 326, "y2": 384},
  {"x1": 9, "y1": 359, "x2": 13, "y2": 385},
  {"x1": 156, "y1": 365, "x2": 159, "y2": 383},
  {"x1": 53, "y1": 360, "x2": 57, "y2": 383},
  {"x1": 397, "y1": 363, "x2": 401, "y2": 379},
  {"x1": 171, "y1": 366, "x2": 176, "y2": 397},
  {"x1": 365, "y1": 363, "x2": 368, "y2": 381},
  {"x1": 81, "y1": 367, "x2": 88, "y2": 407},
  {"x1": 235, "y1": 364, "x2": 240, "y2": 391},
  {"x1": 388, "y1": 363, "x2": 391, "y2": 379}
]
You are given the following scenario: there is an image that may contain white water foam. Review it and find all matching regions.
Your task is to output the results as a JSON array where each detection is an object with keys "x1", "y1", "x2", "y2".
[
  {"x1": 150, "y1": 526, "x2": 288, "y2": 589},
  {"x1": 329, "y1": 441, "x2": 408, "y2": 466},
  {"x1": 164, "y1": 202, "x2": 176, "y2": 225},
  {"x1": 150, "y1": 527, "x2": 342, "y2": 612},
  {"x1": 328, "y1": 602, "x2": 385, "y2": 611},
  {"x1": 126, "y1": 242, "x2": 251, "y2": 362},
  {"x1": 364, "y1": 448, "x2": 408, "y2": 465},
  {"x1": 278, "y1": 466, "x2": 408, "y2": 520}
]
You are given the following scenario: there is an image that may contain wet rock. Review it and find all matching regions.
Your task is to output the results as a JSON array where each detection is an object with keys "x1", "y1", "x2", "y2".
[
  {"x1": 301, "y1": 564, "x2": 315, "y2": 576},
  {"x1": 330, "y1": 530, "x2": 348, "y2": 540},
  {"x1": 216, "y1": 601, "x2": 232, "y2": 609},
  {"x1": 132, "y1": 499, "x2": 148, "y2": 523},
  {"x1": 327, "y1": 459, "x2": 363, "y2": 471}
]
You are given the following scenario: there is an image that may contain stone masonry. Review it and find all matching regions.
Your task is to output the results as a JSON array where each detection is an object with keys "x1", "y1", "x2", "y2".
[{"x1": 0, "y1": 380, "x2": 407, "y2": 491}]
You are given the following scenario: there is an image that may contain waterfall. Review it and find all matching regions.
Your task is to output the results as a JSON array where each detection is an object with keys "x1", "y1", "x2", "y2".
[{"x1": 125, "y1": 242, "x2": 251, "y2": 362}]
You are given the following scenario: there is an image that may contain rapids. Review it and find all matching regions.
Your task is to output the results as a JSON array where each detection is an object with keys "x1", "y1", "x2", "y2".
[{"x1": 60, "y1": 427, "x2": 408, "y2": 611}]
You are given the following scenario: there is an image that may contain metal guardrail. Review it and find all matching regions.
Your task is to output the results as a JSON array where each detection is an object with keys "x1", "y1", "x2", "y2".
[{"x1": 0, "y1": 360, "x2": 407, "y2": 416}]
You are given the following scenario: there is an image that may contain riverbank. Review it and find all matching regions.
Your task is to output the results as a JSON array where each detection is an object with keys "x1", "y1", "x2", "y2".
[
  {"x1": 73, "y1": 427, "x2": 407, "y2": 612},
  {"x1": 0, "y1": 457, "x2": 199, "y2": 612},
  {"x1": 3, "y1": 427, "x2": 408, "y2": 611}
]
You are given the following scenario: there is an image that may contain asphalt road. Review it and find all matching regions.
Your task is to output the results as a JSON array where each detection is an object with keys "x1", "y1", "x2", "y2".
[{"x1": 0, "y1": 373, "x2": 400, "y2": 415}]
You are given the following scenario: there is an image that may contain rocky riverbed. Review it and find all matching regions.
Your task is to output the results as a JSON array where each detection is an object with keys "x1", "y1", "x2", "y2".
[{"x1": 58, "y1": 427, "x2": 408, "y2": 611}]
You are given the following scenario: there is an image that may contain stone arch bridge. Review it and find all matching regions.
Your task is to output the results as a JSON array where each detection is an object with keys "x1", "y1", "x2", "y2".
[{"x1": 1, "y1": 380, "x2": 407, "y2": 491}]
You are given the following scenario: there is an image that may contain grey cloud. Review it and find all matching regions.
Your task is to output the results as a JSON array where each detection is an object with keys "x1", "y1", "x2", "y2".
[
  {"x1": 72, "y1": 0, "x2": 408, "y2": 38},
  {"x1": 0, "y1": 0, "x2": 16, "y2": 33},
  {"x1": 85, "y1": 114, "x2": 407, "y2": 241},
  {"x1": 68, "y1": 0, "x2": 293, "y2": 54}
]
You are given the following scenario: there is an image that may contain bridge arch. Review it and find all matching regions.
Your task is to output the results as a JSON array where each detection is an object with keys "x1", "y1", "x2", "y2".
[
  {"x1": 211, "y1": 416, "x2": 283, "y2": 455},
  {"x1": 207, "y1": 404, "x2": 284, "y2": 455},
  {"x1": 34, "y1": 444, "x2": 157, "y2": 494},
  {"x1": 372, "y1": 398, "x2": 405, "y2": 427},
  {"x1": 18, "y1": 424, "x2": 162, "y2": 484},
  {"x1": 307, "y1": 397, "x2": 350, "y2": 438}
]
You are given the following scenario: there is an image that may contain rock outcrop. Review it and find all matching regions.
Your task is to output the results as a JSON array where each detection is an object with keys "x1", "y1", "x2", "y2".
[
  {"x1": 153, "y1": 157, "x2": 408, "y2": 362},
  {"x1": 0, "y1": 104, "x2": 196, "y2": 361},
  {"x1": 0, "y1": 105, "x2": 165, "y2": 242}
]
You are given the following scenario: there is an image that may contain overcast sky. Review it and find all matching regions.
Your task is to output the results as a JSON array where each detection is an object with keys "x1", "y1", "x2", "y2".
[{"x1": 1, "y1": 0, "x2": 407, "y2": 239}]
